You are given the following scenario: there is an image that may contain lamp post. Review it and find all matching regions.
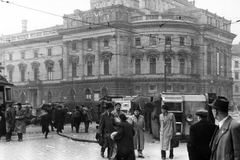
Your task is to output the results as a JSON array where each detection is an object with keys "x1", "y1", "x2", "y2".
[{"x1": 164, "y1": 44, "x2": 171, "y2": 92}]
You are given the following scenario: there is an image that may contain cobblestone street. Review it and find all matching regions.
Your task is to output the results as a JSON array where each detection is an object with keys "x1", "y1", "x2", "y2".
[{"x1": 0, "y1": 124, "x2": 189, "y2": 160}]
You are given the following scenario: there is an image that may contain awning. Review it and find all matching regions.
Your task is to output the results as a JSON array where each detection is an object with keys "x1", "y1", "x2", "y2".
[
  {"x1": 162, "y1": 95, "x2": 183, "y2": 102},
  {"x1": 183, "y1": 95, "x2": 206, "y2": 102}
]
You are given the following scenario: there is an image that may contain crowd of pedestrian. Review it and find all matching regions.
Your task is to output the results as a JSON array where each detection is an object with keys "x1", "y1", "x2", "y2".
[{"x1": 96, "y1": 95, "x2": 240, "y2": 160}]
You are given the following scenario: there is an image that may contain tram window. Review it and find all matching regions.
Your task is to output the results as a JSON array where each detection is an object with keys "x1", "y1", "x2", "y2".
[
  {"x1": 5, "y1": 88, "x2": 12, "y2": 101},
  {"x1": 164, "y1": 102, "x2": 182, "y2": 112}
]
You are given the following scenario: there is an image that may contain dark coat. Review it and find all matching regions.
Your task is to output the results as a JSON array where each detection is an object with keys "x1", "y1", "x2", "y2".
[
  {"x1": 41, "y1": 114, "x2": 52, "y2": 134},
  {"x1": 15, "y1": 108, "x2": 26, "y2": 134},
  {"x1": 98, "y1": 111, "x2": 115, "y2": 148},
  {"x1": 114, "y1": 121, "x2": 135, "y2": 160},
  {"x1": 187, "y1": 119, "x2": 217, "y2": 160},
  {"x1": 5, "y1": 107, "x2": 15, "y2": 133},
  {"x1": 210, "y1": 116, "x2": 240, "y2": 160},
  {"x1": 54, "y1": 109, "x2": 65, "y2": 131}
]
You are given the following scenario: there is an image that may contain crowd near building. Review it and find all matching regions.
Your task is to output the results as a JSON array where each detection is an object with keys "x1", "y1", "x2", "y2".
[{"x1": 0, "y1": 0, "x2": 236, "y2": 109}]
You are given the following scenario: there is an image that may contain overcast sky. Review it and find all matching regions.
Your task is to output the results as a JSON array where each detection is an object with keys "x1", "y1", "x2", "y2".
[{"x1": 0, "y1": 0, "x2": 239, "y2": 44}]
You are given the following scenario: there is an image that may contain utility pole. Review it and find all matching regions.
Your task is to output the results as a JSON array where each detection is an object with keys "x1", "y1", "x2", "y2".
[{"x1": 164, "y1": 45, "x2": 167, "y2": 92}]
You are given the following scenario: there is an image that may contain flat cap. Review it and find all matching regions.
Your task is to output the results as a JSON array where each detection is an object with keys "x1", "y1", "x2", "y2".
[{"x1": 195, "y1": 109, "x2": 208, "y2": 117}]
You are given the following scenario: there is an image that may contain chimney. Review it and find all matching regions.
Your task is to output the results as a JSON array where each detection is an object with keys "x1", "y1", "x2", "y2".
[{"x1": 22, "y1": 20, "x2": 27, "y2": 33}]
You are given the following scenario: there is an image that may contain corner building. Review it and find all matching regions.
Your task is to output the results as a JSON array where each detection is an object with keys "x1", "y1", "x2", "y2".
[{"x1": 0, "y1": 0, "x2": 236, "y2": 108}]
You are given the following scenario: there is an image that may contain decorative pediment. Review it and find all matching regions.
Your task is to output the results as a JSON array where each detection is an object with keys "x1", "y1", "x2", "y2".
[
  {"x1": 68, "y1": 54, "x2": 79, "y2": 64},
  {"x1": 131, "y1": 50, "x2": 144, "y2": 59},
  {"x1": 163, "y1": 50, "x2": 176, "y2": 59},
  {"x1": 18, "y1": 62, "x2": 27, "y2": 71},
  {"x1": 6, "y1": 64, "x2": 14, "y2": 71},
  {"x1": 31, "y1": 61, "x2": 40, "y2": 69},
  {"x1": 145, "y1": 49, "x2": 160, "y2": 60},
  {"x1": 84, "y1": 53, "x2": 95, "y2": 63},
  {"x1": 44, "y1": 59, "x2": 54, "y2": 68},
  {"x1": 100, "y1": 51, "x2": 113, "y2": 61},
  {"x1": 177, "y1": 50, "x2": 190, "y2": 60}
]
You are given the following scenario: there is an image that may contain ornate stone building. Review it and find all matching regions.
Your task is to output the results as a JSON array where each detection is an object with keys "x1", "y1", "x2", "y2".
[
  {"x1": 0, "y1": 0, "x2": 236, "y2": 108},
  {"x1": 232, "y1": 43, "x2": 240, "y2": 105}
]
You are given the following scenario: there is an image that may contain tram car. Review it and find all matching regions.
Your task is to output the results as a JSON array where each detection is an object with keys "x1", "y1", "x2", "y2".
[{"x1": 0, "y1": 75, "x2": 14, "y2": 135}]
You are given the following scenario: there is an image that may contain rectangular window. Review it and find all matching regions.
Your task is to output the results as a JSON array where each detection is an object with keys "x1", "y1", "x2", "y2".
[
  {"x1": 135, "y1": 59, "x2": 141, "y2": 74},
  {"x1": 21, "y1": 70, "x2": 25, "y2": 82},
  {"x1": 134, "y1": 85, "x2": 141, "y2": 92},
  {"x1": 21, "y1": 52, "x2": 25, "y2": 59},
  {"x1": 235, "y1": 72, "x2": 239, "y2": 80},
  {"x1": 165, "y1": 36, "x2": 171, "y2": 45},
  {"x1": 207, "y1": 52, "x2": 212, "y2": 75},
  {"x1": 72, "y1": 42, "x2": 77, "y2": 51},
  {"x1": 235, "y1": 61, "x2": 239, "y2": 68},
  {"x1": 191, "y1": 59, "x2": 195, "y2": 74},
  {"x1": 9, "y1": 54, "x2": 12, "y2": 61},
  {"x1": 87, "y1": 40, "x2": 92, "y2": 49},
  {"x1": 179, "y1": 85, "x2": 186, "y2": 91},
  {"x1": 191, "y1": 38, "x2": 195, "y2": 46},
  {"x1": 166, "y1": 58, "x2": 172, "y2": 74},
  {"x1": 149, "y1": 84, "x2": 157, "y2": 91},
  {"x1": 87, "y1": 61, "x2": 93, "y2": 76},
  {"x1": 180, "y1": 37, "x2": 185, "y2": 46},
  {"x1": 34, "y1": 68, "x2": 38, "y2": 81},
  {"x1": 150, "y1": 58, "x2": 156, "y2": 74},
  {"x1": 34, "y1": 50, "x2": 38, "y2": 58},
  {"x1": 47, "y1": 48, "x2": 52, "y2": 56},
  {"x1": 104, "y1": 38, "x2": 109, "y2": 47},
  {"x1": 9, "y1": 70, "x2": 13, "y2": 82},
  {"x1": 150, "y1": 35, "x2": 157, "y2": 46},
  {"x1": 179, "y1": 58, "x2": 185, "y2": 74},
  {"x1": 166, "y1": 84, "x2": 172, "y2": 91},
  {"x1": 135, "y1": 38, "x2": 141, "y2": 46},
  {"x1": 47, "y1": 67, "x2": 53, "y2": 80},
  {"x1": 72, "y1": 63, "x2": 77, "y2": 77},
  {"x1": 104, "y1": 59, "x2": 109, "y2": 75},
  {"x1": 191, "y1": 85, "x2": 195, "y2": 92}
]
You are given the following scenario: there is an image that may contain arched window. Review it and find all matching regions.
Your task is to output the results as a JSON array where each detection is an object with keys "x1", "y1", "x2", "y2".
[
  {"x1": 101, "y1": 87, "x2": 108, "y2": 97},
  {"x1": 179, "y1": 58, "x2": 185, "y2": 74},
  {"x1": 9, "y1": 70, "x2": 13, "y2": 82},
  {"x1": 21, "y1": 70, "x2": 25, "y2": 82},
  {"x1": 72, "y1": 62, "x2": 77, "y2": 77},
  {"x1": 34, "y1": 68, "x2": 39, "y2": 81},
  {"x1": 70, "y1": 89, "x2": 75, "y2": 101},
  {"x1": 85, "y1": 88, "x2": 91, "y2": 101},
  {"x1": 47, "y1": 91, "x2": 53, "y2": 103}
]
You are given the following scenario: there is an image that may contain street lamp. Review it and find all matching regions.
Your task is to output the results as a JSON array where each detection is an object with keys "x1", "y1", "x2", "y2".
[{"x1": 164, "y1": 44, "x2": 172, "y2": 92}]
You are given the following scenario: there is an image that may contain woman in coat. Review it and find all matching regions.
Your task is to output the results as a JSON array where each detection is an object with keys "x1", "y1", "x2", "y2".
[
  {"x1": 159, "y1": 105, "x2": 177, "y2": 160},
  {"x1": 15, "y1": 103, "x2": 26, "y2": 142},
  {"x1": 40, "y1": 110, "x2": 52, "y2": 138},
  {"x1": 113, "y1": 114, "x2": 135, "y2": 160},
  {"x1": 131, "y1": 106, "x2": 145, "y2": 158}
]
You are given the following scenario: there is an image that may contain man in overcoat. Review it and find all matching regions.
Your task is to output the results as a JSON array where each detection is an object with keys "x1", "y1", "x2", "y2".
[
  {"x1": 54, "y1": 105, "x2": 65, "y2": 134},
  {"x1": 131, "y1": 106, "x2": 145, "y2": 158},
  {"x1": 209, "y1": 96, "x2": 240, "y2": 160},
  {"x1": 15, "y1": 103, "x2": 26, "y2": 142},
  {"x1": 159, "y1": 104, "x2": 176, "y2": 160},
  {"x1": 187, "y1": 109, "x2": 217, "y2": 160},
  {"x1": 98, "y1": 103, "x2": 115, "y2": 159},
  {"x1": 5, "y1": 104, "x2": 15, "y2": 142}
]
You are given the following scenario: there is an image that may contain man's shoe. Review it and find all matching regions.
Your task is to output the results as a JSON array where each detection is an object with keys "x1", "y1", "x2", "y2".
[
  {"x1": 169, "y1": 156, "x2": 174, "y2": 159},
  {"x1": 101, "y1": 152, "x2": 104, "y2": 158},
  {"x1": 161, "y1": 158, "x2": 166, "y2": 160}
]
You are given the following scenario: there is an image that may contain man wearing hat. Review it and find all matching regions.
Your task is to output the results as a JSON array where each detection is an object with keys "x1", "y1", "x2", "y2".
[
  {"x1": 15, "y1": 103, "x2": 26, "y2": 142},
  {"x1": 187, "y1": 109, "x2": 217, "y2": 160},
  {"x1": 209, "y1": 96, "x2": 240, "y2": 160},
  {"x1": 98, "y1": 102, "x2": 115, "y2": 159},
  {"x1": 159, "y1": 104, "x2": 176, "y2": 160},
  {"x1": 131, "y1": 105, "x2": 145, "y2": 158}
]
